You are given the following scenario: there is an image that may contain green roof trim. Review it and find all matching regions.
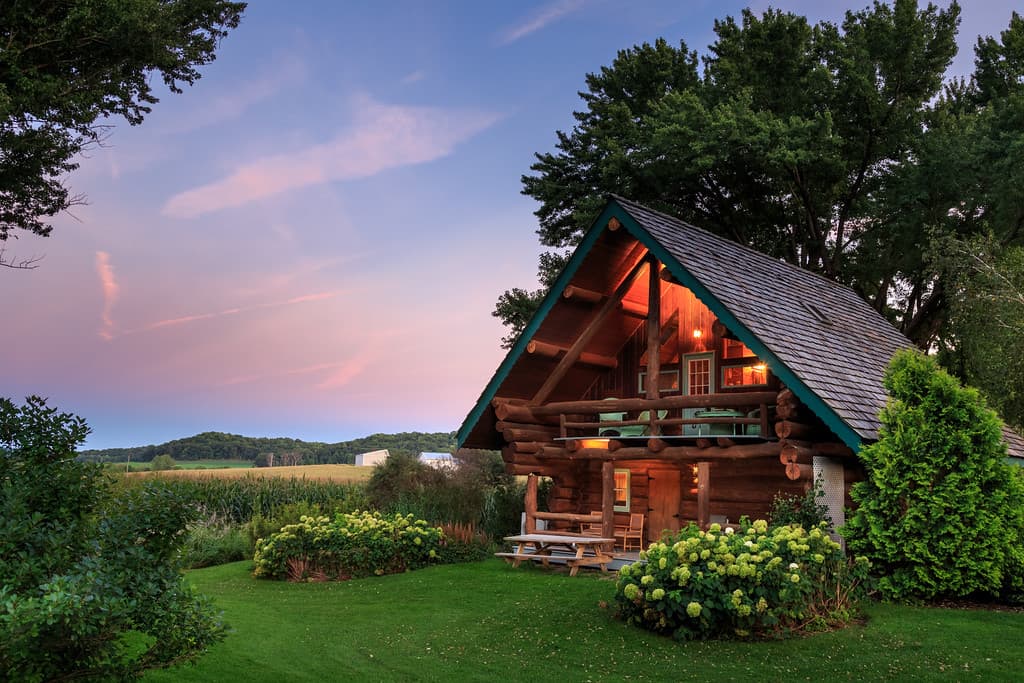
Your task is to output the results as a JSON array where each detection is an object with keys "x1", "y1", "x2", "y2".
[
  {"x1": 608, "y1": 200, "x2": 863, "y2": 452},
  {"x1": 455, "y1": 203, "x2": 621, "y2": 448}
]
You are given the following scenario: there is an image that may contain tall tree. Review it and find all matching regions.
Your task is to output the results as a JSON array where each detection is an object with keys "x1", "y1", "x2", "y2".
[
  {"x1": 0, "y1": 0, "x2": 246, "y2": 268},
  {"x1": 502, "y1": 1, "x2": 996, "y2": 349}
]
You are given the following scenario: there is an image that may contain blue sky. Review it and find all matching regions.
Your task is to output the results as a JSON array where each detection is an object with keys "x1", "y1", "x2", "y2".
[{"x1": 2, "y1": 1, "x2": 1018, "y2": 449}]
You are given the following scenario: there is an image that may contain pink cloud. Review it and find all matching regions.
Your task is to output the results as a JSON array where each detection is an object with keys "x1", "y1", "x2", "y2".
[
  {"x1": 498, "y1": 0, "x2": 587, "y2": 44},
  {"x1": 95, "y1": 251, "x2": 119, "y2": 340},
  {"x1": 315, "y1": 352, "x2": 375, "y2": 390},
  {"x1": 123, "y1": 290, "x2": 342, "y2": 335},
  {"x1": 161, "y1": 97, "x2": 500, "y2": 218}
]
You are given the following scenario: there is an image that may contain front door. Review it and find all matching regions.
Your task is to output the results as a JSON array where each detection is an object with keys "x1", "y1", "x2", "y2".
[
  {"x1": 647, "y1": 469, "x2": 682, "y2": 543},
  {"x1": 682, "y1": 352, "x2": 715, "y2": 436}
]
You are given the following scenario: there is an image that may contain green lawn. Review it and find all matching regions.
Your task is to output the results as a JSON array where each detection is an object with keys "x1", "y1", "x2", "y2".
[
  {"x1": 172, "y1": 459, "x2": 253, "y2": 469},
  {"x1": 148, "y1": 561, "x2": 1024, "y2": 682}
]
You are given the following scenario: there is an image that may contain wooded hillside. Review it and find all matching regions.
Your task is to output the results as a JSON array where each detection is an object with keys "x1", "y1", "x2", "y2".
[{"x1": 78, "y1": 431, "x2": 456, "y2": 465}]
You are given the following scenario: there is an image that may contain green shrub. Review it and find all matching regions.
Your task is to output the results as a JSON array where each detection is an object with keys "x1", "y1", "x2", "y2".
[
  {"x1": 769, "y1": 476, "x2": 832, "y2": 531},
  {"x1": 150, "y1": 453, "x2": 177, "y2": 471},
  {"x1": 253, "y1": 511, "x2": 443, "y2": 581},
  {"x1": 842, "y1": 349, "x2": 1024, "y2": 601},
  {"x1": 247, "y1": 500, "x2": 331, "y2": 550},
  {"x1": 615, "y1": 520, "x2": 870, "y2": 640},
  {"x1": 436, "y1": 522, "x2": 493, "y2": 563},
  {"x1": 0, "y1": 396, "x2": 225, "y2": 681},
  {"x1": 180, "y1": 516, "x2": 251, "y2": 569}
]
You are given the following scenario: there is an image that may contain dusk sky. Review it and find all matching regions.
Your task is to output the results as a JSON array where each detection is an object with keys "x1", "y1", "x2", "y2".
[{"x1": 3, "y1": 1, "x2": 1018, "y2": 449}]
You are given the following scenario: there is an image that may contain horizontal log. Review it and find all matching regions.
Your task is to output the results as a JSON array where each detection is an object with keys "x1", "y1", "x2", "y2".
[
  {"x1": 533, "y1": 511, "x2": 602, "y2": 524},
  {"x1": 777, "y1": 388, "x2": 796, "y2": 405},
  {"x1": 509, "y1": 441, "x2": 544, "y2": 454},
  {"x1": 648, "y1": 438, "x2": 668, "y2": 453},
  {"x1": 774, "y1": 420, "x2": 818, "y2": 440},
  {"x1": 527, "y1": 392, "x2": 777, "y2": 417},
  {"x1": 526, "y1": 339, "x2": 618, "y2": 369},
  {"x1": 562, "y1": 284, "x2": 604, "y2": 304},
  {"x1": 621, "y1": 300, "x2": 647, "y2": 318},
  {"x1": 786, "y1": 462, "x2": 813, "y2": 481},
  {"x1": 780, "y1": 443, "x2": 814, "y2": 465},
  {"x1": 503, "y1": 427, "x2": 557, "y2": 443},
  {"x1": 507, "y1": 464, "x2": 557, "y2": 476},
  {"x1": 496, "y1": 420, "x2": 559, "y2": 435},
  {"x1": 812, "y1": 442, "x2": 856, "y2": 458},
  {"x1": 537, "y1": 442, "x2": 782, "y2": 461},
  {"x1": 493, "y1": 403, "x2": 563, "y2": 425}
]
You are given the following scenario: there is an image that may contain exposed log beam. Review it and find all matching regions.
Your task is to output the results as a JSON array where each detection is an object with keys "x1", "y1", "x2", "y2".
[
  {"x1": 536, "y1": 441, "x2": 782, "y2": 461},
  {"x1": 562, "y1": 285, "x2": 604, "y2": 304},
  {"x1": 608, "y1": 217, "x2": 622, "y2": 231},
  {"x1": 532, "y1": 255, "x2": 650, "y2": 404},
  {"x1": 775, "y1": 420, "x2": 817, "y2": 440},
  {"x1": 526, "y1": 339, "x2": 618, "y2": 369},
  {"x1": 527, "y1": 391, "x2": 777, "y2": 416}
]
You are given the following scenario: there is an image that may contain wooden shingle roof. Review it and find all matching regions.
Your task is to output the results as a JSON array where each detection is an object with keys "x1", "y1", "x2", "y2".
[
  {"x1": 614, "y1": 196, "x2": 911, "y2": 442},
  {"x1": 613, "y1": 196, "x2": 1024, "y2": 456}
]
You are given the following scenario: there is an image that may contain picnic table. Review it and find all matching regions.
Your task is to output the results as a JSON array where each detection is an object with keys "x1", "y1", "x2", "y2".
[{"x1": 497, "y1": 533, "x2": 616, "y2": 577}]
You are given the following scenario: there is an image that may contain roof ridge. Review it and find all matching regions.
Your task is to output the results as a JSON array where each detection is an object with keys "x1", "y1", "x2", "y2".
[{"x1": 608, "y1": 194, "x2": 872, "y2": 305}]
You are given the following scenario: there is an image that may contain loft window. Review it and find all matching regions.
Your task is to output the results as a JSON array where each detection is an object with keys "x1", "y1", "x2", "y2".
[
  {"x1": 722, "y1": 338, "x2": 757, "y2": 359},
  {"x1": 638, "y1": 367, "x2": 680, "y2": 394},
  {"x1": 721, "y1": 362, "x2": 769, "y2": 388},
  {"x1": 614, "y1": 469, "x2": 631, "y2": 512}
]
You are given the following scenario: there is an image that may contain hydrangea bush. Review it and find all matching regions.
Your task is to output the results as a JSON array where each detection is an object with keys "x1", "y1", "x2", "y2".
[
  {"x1": 615, "y1": 520, "x2": 870, "y2": 640},
  {"x1": 253, "y1": 510, "x2": 443, "y2": 581}
]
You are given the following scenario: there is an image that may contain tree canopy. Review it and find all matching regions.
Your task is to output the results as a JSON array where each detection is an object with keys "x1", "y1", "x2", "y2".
[
  {"x1": 501, "y1": 1, "x2": 1024, "y2": 355},
  {"x1": 0, "y1": 0, "x2": 245, "y2": 267}
]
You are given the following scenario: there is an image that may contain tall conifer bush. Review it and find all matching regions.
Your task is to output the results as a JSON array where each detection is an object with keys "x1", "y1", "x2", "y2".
[{"x1": 842, "y1": 350, "x2": 1024, "y2": 601}]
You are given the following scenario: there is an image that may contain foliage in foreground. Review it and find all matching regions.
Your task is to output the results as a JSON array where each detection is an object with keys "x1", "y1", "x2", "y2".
[
  {"x1": 253, "y1": 511, "x2": 443, "y2": 581},
  {"x1": 0, "y1": 396, "x2": 225, "y2": 681},
  {"x1": 843, "y1": 349, "x2": 1024, "y2": 601},
  {"x1": 769, "y1": 475, "x2": 832, "y2": 531},
  {"x1": 615, "y1": 520, "x2": 870, "y2": 640}
]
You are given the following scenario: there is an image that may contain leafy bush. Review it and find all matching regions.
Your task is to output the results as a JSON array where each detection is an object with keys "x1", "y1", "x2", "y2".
[
  {"x1": 0, "y1": 396, "x2": 225, "y2": 681},
  {"x1": 150, "y1": 453, "x2": 177, "y2": 470},
  {"x1": 842, "y1": 350, "x2": 1024, "y2": 601},
  {"x1": 179, "y1": 515, "x2": 251, "y2": 569},
  {"x1": 247, "y1": 500, "x2": 331, "y2": 550},
  {"x1": 366, "y1": 450, "x2": 545, "y2": 540},
  {"x1": 769, "y1": 476, "x2": 832, "y2": 531},
  {"x1": 615, "y1": 520, "x2": 870, "y2": 640},
  {"x1": 253, "y1": 511, "x2": 443, "y2": 581},
  {"x1": 436, "y1": 522, "x2": 493, "y2": 563}
]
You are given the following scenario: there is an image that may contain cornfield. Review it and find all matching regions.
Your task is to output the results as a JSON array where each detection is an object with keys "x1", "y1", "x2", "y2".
[
  {"x1": 119, "y1": 476, "x2": 369, "y2": 523},
  {"x1": 127, "y1": 464, "x2": 373, "y2": 482}
]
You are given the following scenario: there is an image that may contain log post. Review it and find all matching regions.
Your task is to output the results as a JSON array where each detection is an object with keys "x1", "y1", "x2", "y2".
[
  {"x1": 525, "y1": 473, "x2": 538, "y2": 534},
  {"x1": 696, "y1": 461, "x2": 711, "y2": 529},
  {"x1": 601, "y1": 460, "x2": 615, "y2": 541}
]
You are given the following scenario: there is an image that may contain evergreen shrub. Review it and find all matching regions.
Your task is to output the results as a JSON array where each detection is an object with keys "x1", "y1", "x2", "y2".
[{"x1": 842, "y1": 349, "x2": 1024, "y2": 601}]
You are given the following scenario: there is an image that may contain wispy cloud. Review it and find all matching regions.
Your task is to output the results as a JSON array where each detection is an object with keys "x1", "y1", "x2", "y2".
[
  {"x1": 315, "y1": 351, "x2": 376, "y2": 390},
  {"x1": 498, "y1": 0, "x2": 587, "y2": 45},
  {"x1": 164, "y1": 56, "x2": 306, "y2": 134},
  {"x1": 122, "y1": 290, "x2": 341, "y2": 335},
  {"x1": 95, "y1": 251, "x2": 119, "y2": 340},
  {"x1": 401, "y1": 69, "x2": 426, "y2": 84},
  {"x1": 162, "y1": 96, "x2": 499, "y2": 218}
]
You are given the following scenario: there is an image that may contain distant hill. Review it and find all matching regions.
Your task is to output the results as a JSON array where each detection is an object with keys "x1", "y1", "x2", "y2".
[{"x1": 77, "y1": 430, "x2": 456, "y2": 465}]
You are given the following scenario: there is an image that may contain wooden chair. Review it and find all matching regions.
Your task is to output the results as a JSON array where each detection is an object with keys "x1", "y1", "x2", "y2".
[{"x1": 616, "y1": 513, "x2": 645, "y2": 551}]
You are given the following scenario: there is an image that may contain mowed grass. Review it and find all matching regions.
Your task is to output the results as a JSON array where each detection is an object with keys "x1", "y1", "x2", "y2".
[
  {"x1": 148, "y1": 560, "x2": 1024, "y2": 682},
  {"x1": 174, "y1": 459, "x2": 254, "y2": 469},
  {"x1": 129, "y1": 464, "x2": 374, "y2": 483}
]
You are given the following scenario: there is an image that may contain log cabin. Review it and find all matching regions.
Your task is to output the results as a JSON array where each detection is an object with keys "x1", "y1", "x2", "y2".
[{"x1": 458, "y1": 196, "x2": 1024, "y2": 546}]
